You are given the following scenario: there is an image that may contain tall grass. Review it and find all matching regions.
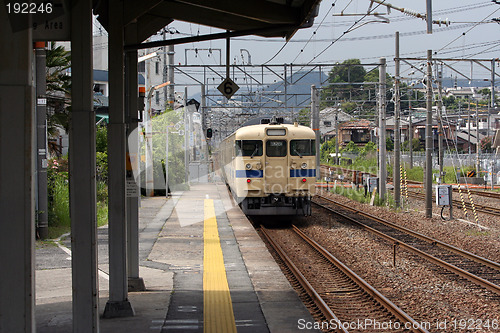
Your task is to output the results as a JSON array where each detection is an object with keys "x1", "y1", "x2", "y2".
[{"x1": 50, "y1": 175, "x2": 71, "y2": 228}]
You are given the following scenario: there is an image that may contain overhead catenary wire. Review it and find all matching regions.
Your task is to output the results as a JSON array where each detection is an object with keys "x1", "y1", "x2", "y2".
[
  {"x1": 437, "y1": 6, "x2": 500, "y2": 54},
  {"x1": 291, "y1": 1, "x2": 337, "y2": 63}
]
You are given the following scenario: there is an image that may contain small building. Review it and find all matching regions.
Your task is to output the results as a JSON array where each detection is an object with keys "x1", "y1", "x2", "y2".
[
  {"x1": 330, "y1": 119, "x2": 375, "y2": 146},
  {"x1": 319, "y1": 107, "x2": 353, "y2": 135}
]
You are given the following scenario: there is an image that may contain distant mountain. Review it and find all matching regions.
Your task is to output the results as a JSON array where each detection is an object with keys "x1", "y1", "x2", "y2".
[{"x1": 191, "y1": 70, "x2": 327, "y2": 111}]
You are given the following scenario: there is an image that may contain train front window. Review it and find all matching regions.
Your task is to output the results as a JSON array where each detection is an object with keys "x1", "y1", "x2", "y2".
[
  {"x1": 290, "y1": 140, "x2": 316, "y2": 156},
  {"x1": 235, "y1": 140, "x2": 263, "y2": 157},
  {"x1": 266, "y1": 140, "x2": 287, "y2": 157}
]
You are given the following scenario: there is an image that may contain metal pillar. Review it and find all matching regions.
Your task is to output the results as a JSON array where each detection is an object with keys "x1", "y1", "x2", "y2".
[
  {"x1": 167, "y1": 45, "x2": 175, "y2": 107},
  {"x1": 69, "y1": 0, "x2": 99, "y2": 330},
  {"x1": 468, "y1": 107, "x2": 471, "y2": 155},
  {"x1": 426, "y1": 0, "x2": 433, "y2": 34},
  {"x1": 437, "y1": 70, "x2": 444, "y2": 183},
  {"x1": 311, "y1": 85, "x2": 320, "y2": 180},
  {"x1": 492, "y1": 59, "x2": 496, "y2": 108},
  {"x1": 476, "y1": 102, "x2": 480, "y2": 174},
  {"x1": 184, "y1": 86, "x2": 189, "y2": 183},
  {"x1": 335, "y1": 111, "x2": 339, "y2": 165},
  {"x1": 425, "y1": 50, "x2": 433, "y2": 219},
  {"x1": 0, "y1": 11, "x2": 35, "y2": 333},
  {"x1": 409, "y1": 94, "x2": 413, "y2": 169},
  {"x1": 394, "y1": 33, "x2": 401, "y2": 207},
  {"x1": 378, "y1": 58, "x2": 387, "y2": 200},
  {"x1": 125, "y1": 23, "x2": 145, "y2": 292},
  {"x1": 201, "y1": 83, "x2": 206, "y2": 131},
  {"x1": 35, "y1": 42, "x2": 49, "y2": 239},
  {"x1": 104, "y1": 0, "x2": 134, "y2": 318}
]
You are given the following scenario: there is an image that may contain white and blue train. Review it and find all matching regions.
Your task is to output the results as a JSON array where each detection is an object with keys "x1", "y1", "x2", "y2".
[{"x1": 217, "y1": 117, "x2": 316, "y2": 216}]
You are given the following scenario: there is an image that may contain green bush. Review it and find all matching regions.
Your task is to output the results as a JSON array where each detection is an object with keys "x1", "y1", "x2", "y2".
[
  {"x1": 96, "y1": 125, "x2": 108, "y2": 153},
  {"x1": 50, "y1": 173, "x2": 70, "y2": 228},
  {"x1": 97, "y1": 180, "x2": 108, "y2": 203},
  {"x1": 96, "y1": 151, "x2": 108, "y2": 182},
  {"x1": 97, "y1": 201, "x2": 108, "y2": 227}
]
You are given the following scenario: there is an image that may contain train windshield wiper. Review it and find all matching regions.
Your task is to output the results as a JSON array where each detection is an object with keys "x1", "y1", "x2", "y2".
[
  {"x1": 250, "y1": 147, "x2": 258, "y2": 158},
  {"x1": 293, "y1": 148, "x2": 303, "y2": 158}
]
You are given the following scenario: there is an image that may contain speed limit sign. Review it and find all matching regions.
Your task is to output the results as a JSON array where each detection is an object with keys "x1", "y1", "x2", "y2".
[{"x1": 217, "y1": 78, "x2": 239, "y2": 99}]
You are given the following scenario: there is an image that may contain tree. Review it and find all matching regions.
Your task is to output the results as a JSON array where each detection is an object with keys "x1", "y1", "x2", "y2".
[
  {"x1": 46, "y1": 42, "x2": 71, "y2": 153},
  {"x1": 298, "y1": 108, "x2": 310, "y2": 126},
  {"x1": 320, "y1": 58, "x2": 394, "y2": 115},
  {"x1": 321, "y1": 59, "x2": 367, "y2": 108},
  {"x1": 480, "y1": 136, "x2": 493, "y2": 153}
]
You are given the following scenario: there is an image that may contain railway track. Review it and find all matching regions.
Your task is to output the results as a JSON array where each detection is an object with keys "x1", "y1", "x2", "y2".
[
  {"x1": 313, "y1": 195, "x2": 500, "y2": 297},
  {"x1": 320, "y1": 164, "x2": 500, "y2": 198},
  {"x1": 260, "y1": 225, "x2": 428, "y2": 333},
  {"x1": 405, "y1": 190, "x2": 500, "y2": 217}
]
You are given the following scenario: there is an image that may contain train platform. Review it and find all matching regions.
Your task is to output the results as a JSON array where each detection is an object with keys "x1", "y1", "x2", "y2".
[{"x1": 36, "y1": 182, "x2": 317, "y2": 332}]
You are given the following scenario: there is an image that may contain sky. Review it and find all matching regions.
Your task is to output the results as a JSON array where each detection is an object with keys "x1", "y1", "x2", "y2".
[{"x1": 157, "y1": 0, "x2": 500, "y2": 81}]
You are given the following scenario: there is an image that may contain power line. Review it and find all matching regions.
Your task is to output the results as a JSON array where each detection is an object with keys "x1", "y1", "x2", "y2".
[
  {"x1": 291, "y1": 1, "x2": 337, "y2": 63},
  {"x1": 437, "y1": 6, "x2": 500, "y2": 53}
]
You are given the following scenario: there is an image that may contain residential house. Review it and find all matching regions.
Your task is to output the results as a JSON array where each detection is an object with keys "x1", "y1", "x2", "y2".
[
  {"x1": 327, "y1": 119, "x2": 375, "y2": 146},
  {"x1": 319, "y1": 107, "x2": 353, "y2": 135}
]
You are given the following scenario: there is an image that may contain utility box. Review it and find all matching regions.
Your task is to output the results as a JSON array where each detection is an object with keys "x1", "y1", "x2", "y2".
[
  {"x1": 436, "y1": 185, "x2": 452, "y2": 206},
  {"x1": 367, "y1": 177, "x2": 379, "y2": 193},
  {"x1": 362, "y1": 173, "x2": 370, "y2": 186}
]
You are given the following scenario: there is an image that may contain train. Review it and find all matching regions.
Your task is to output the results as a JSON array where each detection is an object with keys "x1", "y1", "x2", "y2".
[{"x1": 217, "y1": 116, "x2": 316, "y2": 216}]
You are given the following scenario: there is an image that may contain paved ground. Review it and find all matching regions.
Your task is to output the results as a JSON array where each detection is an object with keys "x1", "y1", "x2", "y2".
[{"x1": 36, "y1": 184, "x2": 318, "y2": 332}]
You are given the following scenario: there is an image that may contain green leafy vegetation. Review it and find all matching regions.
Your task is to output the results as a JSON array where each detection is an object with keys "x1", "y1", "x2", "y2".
[{"x1": 46, "y1": 126, "x2": 109, "y2": 239}]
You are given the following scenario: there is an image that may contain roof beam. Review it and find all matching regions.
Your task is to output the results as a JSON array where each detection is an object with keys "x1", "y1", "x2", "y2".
[
  {"x1": 123, "y1": 0, "x2": 163, "y2": 25},
  {"x1": 168, "y1": 0, "x2": 298, "y2": 24},
  {"x1": 136, "y1": 14, "x2": 173, "y2": 43},
  {"x1": 125, "y1": 24, "x2": 294, "y2": 50}
]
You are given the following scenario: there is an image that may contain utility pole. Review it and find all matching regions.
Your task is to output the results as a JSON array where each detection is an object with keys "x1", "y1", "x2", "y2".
[
  {"x1": 476, "y1": 101, "x2": 480, "y2": 174},
  {"x1": 408, "y1": 91, "x2": 413, "y2": 169},
  {"x1": 184, "y1": 86, "x2": 189, "y2": 183},
  {"x1": 167, "y1": 45, "x2": 175, "y2": 107},
  {"x1": 378, "y1": 58, "x2": 387, "y2": 200},
  {"x1": 311, "y1": 85, "x2": 320, "y2": 180},
  {"x1": 468, "y1": 107, "x2": 471, "y2": 156},
  {"x1": 492, "y1": 59, "x2": 496, "y2": 109},
  {"x1": 426, "y1": 0, "x2": 433, "y2": 34},
  {"x1": 35, "y1": 42, "x2": 48, "y2": 239},
  {"x1": 437, "y1": 70, "x2": 444, "y2": 183},
  {"x1": 394, "y1": 32, "x2": 401, "y2": 207},
  {"x1": 425, "y1": 50, "x2": 433, "y2": 219},
  {"x1": 163, "y1": 29, "x2": 168, "y2": 109},
  {"x1": 335, "y1": 109, "x2": 339, "y2": 165}
]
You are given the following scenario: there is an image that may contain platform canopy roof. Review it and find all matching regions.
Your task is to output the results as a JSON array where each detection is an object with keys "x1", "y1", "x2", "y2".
[{"x1": 93, "y1": 0, "x2": 321, "y2": 45}]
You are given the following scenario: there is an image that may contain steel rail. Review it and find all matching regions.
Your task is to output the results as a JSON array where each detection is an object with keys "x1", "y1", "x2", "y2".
[
  {"x1": 320, "y1": 164, "x2": 500, "y2": 193},
  {"x1": 316, "y1": 194, "x2": 500, "y2": 271},
  {"x1": 313, "y1": 196, "x2": 500, "y2": 296},
  {"x1": 291, "y1": 225, "x2": 429, "y2": 333},
  {"x1": 316, "y1": 194, "x2": 500, "y2": 272},
  {"x1": 406, "y1": 190, "x2": 500, "y2": 217},
  {"x1": 466, "y1": 189, "x2": 500, "y2": 199},
  {"x1": 259, "y1": 227, "x2": 348, "y2": 333}
]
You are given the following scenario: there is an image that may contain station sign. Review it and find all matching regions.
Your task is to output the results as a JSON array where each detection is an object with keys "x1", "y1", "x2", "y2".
[{"x1": 217, "y1": 78, "x2": 239, "y2": 99}]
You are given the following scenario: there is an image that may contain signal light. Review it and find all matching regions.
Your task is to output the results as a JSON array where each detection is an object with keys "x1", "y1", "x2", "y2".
[
  {"x1": 247, "y1": 179, "x2": 251, "y2": 183},
  {"x1": 206, "y1": 128, "x2": 213, "y2": 138},
  {"x1": 302, "y1": 178, "x2": 307, "y2": 183}
]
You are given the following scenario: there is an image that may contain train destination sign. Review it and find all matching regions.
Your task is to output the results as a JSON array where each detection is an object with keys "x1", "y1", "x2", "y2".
[{"x1": 217, "y1": 78, "x2": 239, "y2": 99}]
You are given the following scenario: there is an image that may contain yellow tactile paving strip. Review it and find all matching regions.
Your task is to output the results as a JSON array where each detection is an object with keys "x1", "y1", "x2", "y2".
[{"x1": 203, "y1": 199, "x2": 237, "y2": 333}]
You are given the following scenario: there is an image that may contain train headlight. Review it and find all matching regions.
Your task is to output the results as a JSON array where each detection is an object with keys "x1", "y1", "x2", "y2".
[
  {"x1": 247, "y1": 179, "x2": 251, "y2": 183},
  {"x1": 302, "y1": 178, "x2": 307, "y2": 183},
  {"x1": 301, "y1": 162, "x2": 307, "y2": 169},
  {"x1": 245, "y1": 163, "x2": 252, "y2": 170}
]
